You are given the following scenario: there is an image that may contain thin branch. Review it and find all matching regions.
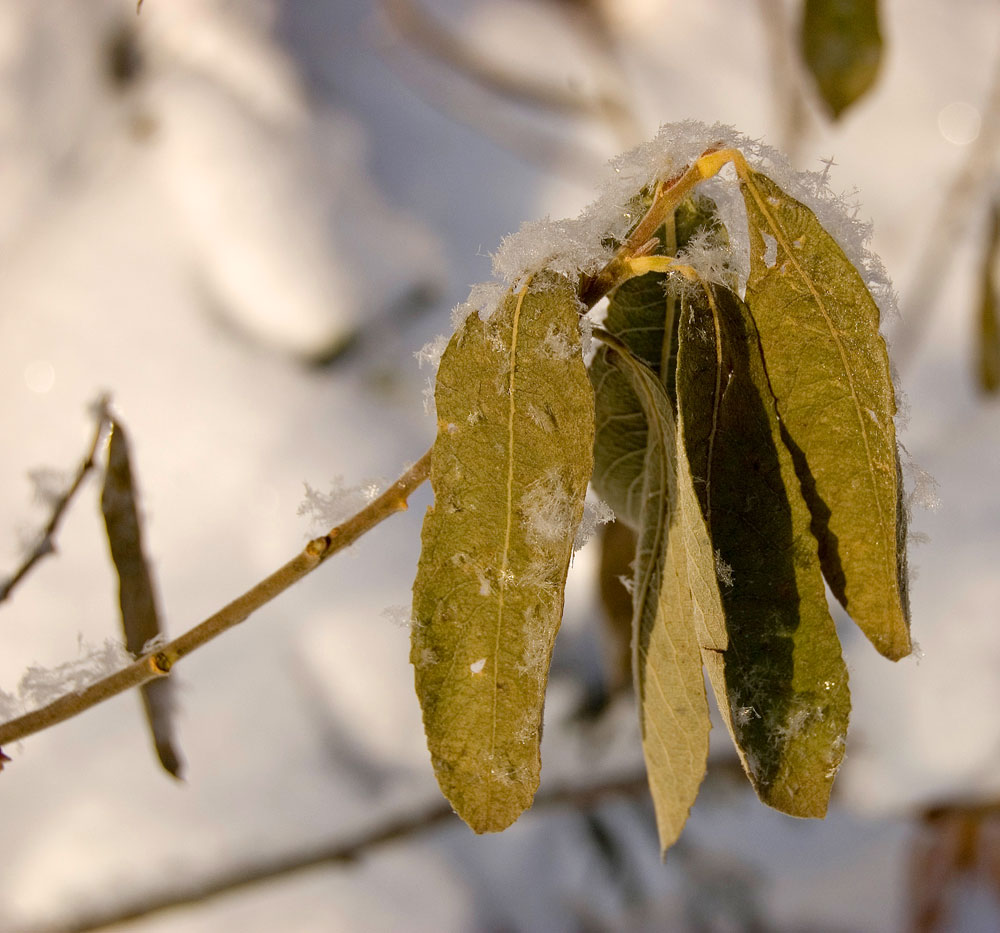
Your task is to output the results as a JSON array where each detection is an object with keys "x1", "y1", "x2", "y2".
[
  {"x1": 0, "y1": 397, "x2": 111, "y2": 606},
  {"x1": 39, "y1": 772, "x2": 651, "y2": 933},
  {"x1": 0, "y1": 449, "x2": 432, "y2": 750}
]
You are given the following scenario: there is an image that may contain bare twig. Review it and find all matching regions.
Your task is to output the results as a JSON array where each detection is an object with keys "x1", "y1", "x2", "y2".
[
  {"x1": 38, "y1": 772, "x2": 650, "y2": 933},
  {"x1": 0, "y1": 398, "x2": 111, "y2": 606},
  {"x1": 892, "y1": 48, "x2": 1000, "y2": 371},
  {"x1": 0, "y1": 449, "x2": 432, "y2": 750}
]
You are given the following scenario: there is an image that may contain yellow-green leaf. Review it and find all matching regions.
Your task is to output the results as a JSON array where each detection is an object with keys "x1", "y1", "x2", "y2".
[
  {"x1": 601, "y1": 333, "x2": 723, "y2": 852},
  {"x1": 801, "y1": 0, "x2": 883, "y2": 119},
  {"x1": 411, "y1": 275, "x2": 594, "y2": 833},
  {"x1": 740, "y1": 168, "x2": 910, "y2": 660},
  {"x1": 101, "y1": 421, "x2": 182, "y2": 778},
  {"x1": 977, "y1": 202, "x2": 1000, "y2": 394},
  {"x1": 677, "y1": 285, "x2": 850, "y2": 817}
]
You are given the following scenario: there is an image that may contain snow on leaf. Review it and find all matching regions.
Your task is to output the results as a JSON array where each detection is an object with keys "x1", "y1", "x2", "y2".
[
  {"x1": 411, "y1": 273, "x2": 594, "y2": 834},
  {"x1": 739, "y1": 168, "x2": 910, "y2": 660},
  {"x1": 676, "y1": 283, "x2": 850, "y2": 818}
]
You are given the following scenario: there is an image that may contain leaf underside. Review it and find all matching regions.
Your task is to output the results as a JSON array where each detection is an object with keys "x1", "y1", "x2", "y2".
[
  {"x1": 411, "y1": 274, "x2": 594, "y2": 834},
  {"x1": 740, "y1": 169, "x2": 910, "y2": 660},
  {"x1": 677, "y1": 285, "x2": 850, "y2": 817}
]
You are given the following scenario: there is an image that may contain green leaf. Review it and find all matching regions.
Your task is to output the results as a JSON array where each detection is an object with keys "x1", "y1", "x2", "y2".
[
  {"x1": 101, "y1": 421, "x2": 182, "y2": 778},
  {"x1": 677, "y1": 284, "x2": 850, "y2": 817},
  {"x1": 801, "y1": 0, "x2": 883, "y2": 119},
  {"x1": 977, "y1": 202, "x2": 1000, "y2": 394},
  {"x1": 601, "y1": 333, "x2": 724, "y2": 852},
  {"x1": 411, "y1": 274, "x2": 594, "y2": 833},
  {"x1": 740, "y1": 168, "x2": 910, "y2": 660},
  {"x1": 590, "y1": 196, "x2": 722, "y2": 527}
]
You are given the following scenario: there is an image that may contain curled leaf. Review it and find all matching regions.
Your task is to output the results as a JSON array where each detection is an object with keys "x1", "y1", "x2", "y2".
[
  {"x1": 740, "y1": 168, "x2": 910, "y2": 660},
  {"x1": 601, "y1": 333, "x2": 722, "y2": 851},
  {"x1": 101, "y1": 421, "x2": 182, "y2": 778},
  {"x1": 411, "y1": 275, "x2": 594, "y2": 833}
]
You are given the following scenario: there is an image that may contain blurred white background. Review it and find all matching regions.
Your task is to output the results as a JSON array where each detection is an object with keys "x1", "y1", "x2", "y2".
[{"x1": 1, "y1": 0, "x2": 999, "y2": 929}]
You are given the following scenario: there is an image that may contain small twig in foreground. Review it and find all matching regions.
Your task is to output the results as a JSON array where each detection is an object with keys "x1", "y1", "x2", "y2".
[
  {"x1": 0, "y1": 449, "x2": 432, "y2": 751},
  {"x1": 0, "y1": 398, "x2": 111, "y2": 606},
  {"x1": 38, "y1": 772, "x2": 650, "y2": 933}
]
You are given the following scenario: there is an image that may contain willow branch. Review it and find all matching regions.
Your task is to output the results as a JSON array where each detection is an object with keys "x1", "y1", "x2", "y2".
[
  {"x1": 41, "y1": 772, "x2": 650, "y2": 933},
  {"x1": 0, "y1": 397, "x2": 111, "y2": 606},
  {"x1": 0, "y1": 449, "x2": 432, "y2": 749}
]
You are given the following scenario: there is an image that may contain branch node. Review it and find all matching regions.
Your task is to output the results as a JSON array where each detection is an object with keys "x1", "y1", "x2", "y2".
[{"x1": 150, "y1": 652, "x2": 172, "y2": 676}]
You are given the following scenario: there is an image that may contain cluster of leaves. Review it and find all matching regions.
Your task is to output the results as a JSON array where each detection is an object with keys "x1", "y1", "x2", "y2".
[{"x1": 411, "y1": 141, "x2": 910, "y2": 852}]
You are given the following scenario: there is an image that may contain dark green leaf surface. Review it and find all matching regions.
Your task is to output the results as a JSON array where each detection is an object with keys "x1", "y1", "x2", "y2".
[
  {"x1": 801, "y1": 0, "x2": 883, "y2": 118},
  {"x1": 677, "y1": 285, "x2": 850, "y2": 817},
  {"x1": 740, "y1": 169, "x2": 910, "y2": 660},
  {"x1": 411, "y1": 275, "x2": 594, "y2": 833},
  {"x1": 101, "y1": 422, "x2": 182, "y2": 778}
]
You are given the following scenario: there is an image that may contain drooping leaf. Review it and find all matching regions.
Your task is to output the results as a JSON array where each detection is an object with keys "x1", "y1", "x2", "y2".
[
  {"x1": 739, "y1": 168, "x2": 910, "y2": 660},
  {"x1": 601, "y1": 333, "x2": 724, "y2": 852},
  {"x1": 977, "y1": 202, "x2": 1000, "y2": 394},
  {"x1": 801, "y1": 0, "x2": 883, "y2": 119},
  {"x1": 101, "y1": 421, "x2": 182, "y2": 778},
  {"x1": 677, "y1": 284, "x2": 850, "y2": 817},
  {"x1": 411, "y1": 274, "x2": 594, "y2": 833},
  {"x1": 589, "y1": 196, "x2": 722, "y2": 527}
]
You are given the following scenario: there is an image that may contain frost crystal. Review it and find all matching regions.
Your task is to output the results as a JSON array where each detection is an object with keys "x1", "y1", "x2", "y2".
[
  {"x1": 414, "y1": 334, "x2": 450, "y2": 370},
  {"x1": 573, "y1": 495, "x2": 615, "y2": 551},
  {"x1": 299, "y1": 477, "x2": 381, "y2": 530},
  {"x1": 1, "y1": 639, "x2": 134, "y2": 721}
]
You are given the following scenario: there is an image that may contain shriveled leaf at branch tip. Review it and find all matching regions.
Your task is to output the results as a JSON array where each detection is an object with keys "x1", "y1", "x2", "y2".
[
  {"x1": 740, "y1": 168, "x2": 910, "y2": 661},
  {"x1": 677, "y1": 285, "x2": 850, "y2": 818},
  {"x1": 411, "y1": 275, "x2": 594, "y2": 834},
  {"x1": 801, "y1": 0, "x2": 883, "y2": 119},
  {"x1": 977, "y1": 203, "x2": 1000, "y2": 394},
  {"x1": 101, "y1": 422, "x2": 183, "y2": 778},
  {"x1": 602, "y1": 338, "x2": 718, "y2": 852}
]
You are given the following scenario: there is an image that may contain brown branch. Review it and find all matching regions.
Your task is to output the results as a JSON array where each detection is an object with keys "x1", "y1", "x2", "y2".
[
  {"x1": 0, "y1": 449, "x2": 432, "y2": 750},
  {"x1": 0, "y1": 397, "x2": 111, "y2": 606},
  {"x1": 37, "y1": 772, "x2": 650, "y2": 933}
]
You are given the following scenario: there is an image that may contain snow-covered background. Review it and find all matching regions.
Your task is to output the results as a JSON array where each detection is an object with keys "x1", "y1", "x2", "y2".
[{"x1": 1, "y1": 0, "x2": 998, "y2": 929}]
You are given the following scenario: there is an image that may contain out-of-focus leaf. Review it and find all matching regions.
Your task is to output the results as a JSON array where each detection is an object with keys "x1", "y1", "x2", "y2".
[
  {"x1": 597, "y1": 520, "x2": 636, "y2": 692},
  {"x1": 590, "y1": 197, "x2": 721, "y2": 527},
  {"x1": 101, "y1": 421, "x2": 182, "y2": 778},
  {"x1": 801, "y1": 0, "x2": 883, "y2": 119},
  {"x1": 740, "y1": 168, "x2": 910, "y2": 660},
  {"x1": 977, "y1": 203, "x2": 1000, "y2": 394},
  {"x1": 602, "y1": 334, "x2": 723, "y2": 852},
  {"x1": 411, "y1": 274, "x2": 594, "y2": 833},
  {"x1": 677, "y1": 284, "x2": 850, "y2": 817}
]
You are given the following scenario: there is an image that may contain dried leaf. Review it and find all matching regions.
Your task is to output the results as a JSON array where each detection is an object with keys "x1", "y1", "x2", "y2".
[
  {"x1": 411, "y1": 274, "x2": 594, "y2": 833},
  {"x1": 602, "y1": 335, "x2": 723, "y2": 851},
  {"x1": 677, "y1": 284, "x2": 850, "y2": 817},
  {"x1": 977, "y1": 203, "x2": 1000, "y2": 394},
  {"x1": 801, "y1": 0, "x2": 883, "y2": 119},
  {"x1": 101, "y1": 422, "x2": 182, "y2": 778},
  {"x1": 740, "y1": 168, "x2": 910, "y2": 660}
]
